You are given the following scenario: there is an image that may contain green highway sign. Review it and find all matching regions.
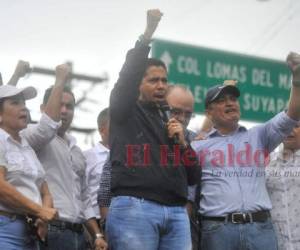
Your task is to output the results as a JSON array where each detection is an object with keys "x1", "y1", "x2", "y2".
[{"x1": 152, "y1": 39, "x2": 291, "y2": 122}]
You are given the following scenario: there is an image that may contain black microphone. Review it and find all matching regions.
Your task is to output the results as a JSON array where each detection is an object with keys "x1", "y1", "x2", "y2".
[
  {"x1": 159, "y1": 101, "x2": 171, "y2": 123},
  {"x1": 157, "y1": 101, "x2": 180, "y2": 144}
]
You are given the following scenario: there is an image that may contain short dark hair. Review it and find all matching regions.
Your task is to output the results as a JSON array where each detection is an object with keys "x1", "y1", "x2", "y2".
[
  {"x1": 144, "y1": 58, "x2": 167, "y2": 76},
  {"x1": 43, "y1": 85, "x2": 75, "y2": 105},
  {"x1": 97, "y1": 107, "x2": 109, "y2": 129}
]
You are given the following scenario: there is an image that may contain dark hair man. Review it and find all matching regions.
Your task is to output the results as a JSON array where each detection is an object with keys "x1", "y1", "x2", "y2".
[
  {"x1": 106, "y1": 9, "x2": 199, "y2": 250},
  {"x1": 84, "y1": 108, "x2": 110, "y2": 220},
  {"x1": 35, "y1": 78, "x2": 107, "y2": 250}
]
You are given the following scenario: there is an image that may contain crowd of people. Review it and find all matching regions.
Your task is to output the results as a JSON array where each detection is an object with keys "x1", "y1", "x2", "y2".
[{"x1": 1, "y1": 8, "x2": 300, "y2": 250}]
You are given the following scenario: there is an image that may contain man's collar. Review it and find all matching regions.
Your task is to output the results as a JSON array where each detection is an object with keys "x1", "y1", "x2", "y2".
[
  {"x1": 57, "y1": 132, "x2": 77, "y2": 148},
  {"x1": 0, "y1": 128, "x2": 28, "y2": 147},
  {"x1": 207, "y1": 125, "x2": 247, "y2": 138},
  {"x1": 96, "y1": 142, "x2": 109, "y2": 153}
]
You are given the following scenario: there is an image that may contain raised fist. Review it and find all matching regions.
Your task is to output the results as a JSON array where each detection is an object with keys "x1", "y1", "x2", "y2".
[
  {"x1": 286, "y1": 52, "x2": 300, "y2": 80},
  {"x1": 144, "y1": 9, "x2": 163, "y2": 40},
  {"x1": 147, "y1": 9, "x2": 163, "y2": 28},
  {"x1": 55, "y1": 64, "x2": 71, "y2": 84},
  {"x1": 14, "y1": 60, "x2": 31, "y2": 78}
]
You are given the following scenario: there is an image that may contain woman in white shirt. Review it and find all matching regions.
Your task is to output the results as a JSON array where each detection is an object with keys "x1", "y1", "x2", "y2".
[{"x1": 0, "y1": 85, "x2": 57, "y2": 250}]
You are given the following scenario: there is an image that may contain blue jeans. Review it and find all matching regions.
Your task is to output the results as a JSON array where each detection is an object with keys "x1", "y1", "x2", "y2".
[
  {"x1": 0, "y1": 215, "x2": 38, "y2": 250},
  {"x1": 106, "y1": 196, "x2": 192, "y2": 250},
  {"x1": 201, "y1": 218, "x2": 278, "y2": 250},
  {"x1": 44, "y1": 225, "x2": 86, "y2": 250}
]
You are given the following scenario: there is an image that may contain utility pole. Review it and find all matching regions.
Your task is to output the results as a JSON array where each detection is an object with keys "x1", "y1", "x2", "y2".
[
  {"x1": 31, "y1": 63, "x2": 107, "y2": 84},
  {"x1": 30, "y1": 62, "x2": 109, "y2": 139}
]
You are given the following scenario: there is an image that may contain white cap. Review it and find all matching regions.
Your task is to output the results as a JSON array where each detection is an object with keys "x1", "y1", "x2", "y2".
[{"x1": 0, "y1": 85, "x2": 37, "y2": 100}]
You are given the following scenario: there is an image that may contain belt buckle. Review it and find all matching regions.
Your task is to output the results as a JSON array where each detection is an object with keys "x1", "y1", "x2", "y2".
[
  {"x1": 61, "y1": 221, "x2": 67, "y2": 231},
  {"x1": 248, "y1": 213, "x2": 253, "y2": 223},
  {"x1": 231, "y1": 212, "x2": 245, "y2": 224}
]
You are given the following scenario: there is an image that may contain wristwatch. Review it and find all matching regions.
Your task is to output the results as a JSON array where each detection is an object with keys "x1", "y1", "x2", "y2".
[{"x1": 95, "y1": 233, "x2": 104, "y2": 240}]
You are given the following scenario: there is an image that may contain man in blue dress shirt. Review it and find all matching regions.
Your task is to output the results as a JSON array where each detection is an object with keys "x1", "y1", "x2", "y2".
[{"x1": 192, "y1": 52, "x2": 300, "y2": 250}]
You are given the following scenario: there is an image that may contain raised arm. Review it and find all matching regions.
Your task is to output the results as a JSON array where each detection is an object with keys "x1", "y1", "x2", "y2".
[
  {"x1": 109, "y1": 9, "x2": 163, "y2": 123},
  {"x1": 43, "y1": 64, "x2": 71, "y2": 121},
  {"x1": 7, "y1": 60, "x2": 31, "y2": 86},
  {"x1": 22, "y1": 64, "x2": 71, "y2": 150},
  {"x1": 286, "y1": 52, "x2": 300, "y2": 120}
]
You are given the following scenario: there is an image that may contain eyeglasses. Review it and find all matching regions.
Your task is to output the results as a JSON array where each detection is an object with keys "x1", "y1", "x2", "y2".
[{"x1": 170, "y1": 107, "x2": 193, "y2": 119}]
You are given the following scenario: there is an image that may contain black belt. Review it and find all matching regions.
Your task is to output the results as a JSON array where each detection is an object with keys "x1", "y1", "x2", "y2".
[
  {"x1": 0, "y1": 210, "x2": 27, "y2": 220},
  {"x1": 49, "y1": 220, "x2": 83, "y2": 233},
  {"x1": 201, "y1": 210, "x2": 270, "y2": 224}
]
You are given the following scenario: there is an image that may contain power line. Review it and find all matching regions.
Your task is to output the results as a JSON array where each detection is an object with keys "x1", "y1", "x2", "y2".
[
  {"x1": 246, "y1": 0, "x2": 297, "y2": 53},
  {"x1": 254, "y1": 3, "x2": 300, "y2": 53}
]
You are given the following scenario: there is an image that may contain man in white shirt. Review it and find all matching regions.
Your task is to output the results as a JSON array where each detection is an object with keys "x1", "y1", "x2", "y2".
[
  {"x1": 34, "y1": 84, "x2": 107, "y2": 250},
  {"x1": 84, "y1": 108, "x2": 109, "y2": 220}
]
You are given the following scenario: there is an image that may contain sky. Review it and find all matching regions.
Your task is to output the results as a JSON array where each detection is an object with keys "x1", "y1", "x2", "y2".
[{"x1": 1, "y1": 0, "x2": 299, "y2": 148}]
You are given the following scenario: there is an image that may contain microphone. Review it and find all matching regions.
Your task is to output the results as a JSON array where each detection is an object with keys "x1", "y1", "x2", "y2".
[
  {"x1": 157, "y1": 101, "x2": 180, "y2": 144},
  {"x1": 159, "y1": 101, "x2": 171, "y2": 123}
]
